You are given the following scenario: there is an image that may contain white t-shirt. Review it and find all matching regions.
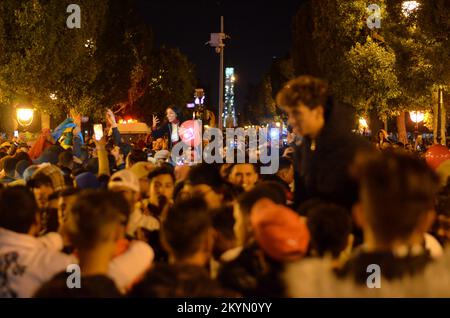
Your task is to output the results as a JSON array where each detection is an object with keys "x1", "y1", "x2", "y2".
[
  {"x1": 0, "y1": 228, "x2": 154, "y2": 297},
  {"x1": 0, "y1": 228, "x2": 75, "y2": 298}
]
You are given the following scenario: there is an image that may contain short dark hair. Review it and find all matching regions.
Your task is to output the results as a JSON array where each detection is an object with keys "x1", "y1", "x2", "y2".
[
  {"x1": 162, "y1": 196, "x2": 211, "y2": 260},
  {"x1": 130, "y1": 263, "x2": 236, "y2": 298},
  {"x1": 187, "y1": 163, "x2": 224, "y2": 191},
  {"x1": 436, "y1": 183, "x2": 450, "y2": 216},
  {"x1": 3, "y1": 157, "x2": 18, "y2": 177},
  {"x1": 229, "y1": 162, "x2": 258, "y2": 175},
  {"x1": 66, "y1": 190, "x2": 130, "y2": 249},
  {"x1": 148, "y1": 166, "x2": 175, "y2": 183},
  {"x1": 0, "y1": 186, "x2": 38, "y2": 233},
  {"x1": 28, "y1": 171, "x2": 53, "y2": 189},
  {"x1": 357, "y1": 150, "x2": 440, "y2": 244},
  {"x1": 276, "y1": 75, "x2": 329, "y2": 110},
  {"x1": 14, "y1": 151, "x2": 31, "y2": 164},
  {"x1": 58, "y1": 151, "x2": 73, "y2": 168},
  {"x1": 59, "y1": 187, "x2": 81, "y2": 198},
  {"x1": 127, "y1": 149, "x2": 147, "y2": 166},
  {"x1": 15, "y1": 160, "x2": 31, "y2": 178},
  {"x1": 211, "y1": 205, "x2": 235, "y2": 241},
  {"x1": 278, "y1": 157, "x2": 293, "y2": 171},
  {"x1": 237, "y1": 181, "x2": 286, "y2": 216},
  {"x1": 306, "y1": 203, "x2": 352, "y2": 258}
]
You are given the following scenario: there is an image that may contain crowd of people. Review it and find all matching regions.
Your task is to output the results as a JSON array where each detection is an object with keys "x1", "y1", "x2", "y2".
[{"x1": 0, "y1": 75, "x2": 449, "y2": 298}]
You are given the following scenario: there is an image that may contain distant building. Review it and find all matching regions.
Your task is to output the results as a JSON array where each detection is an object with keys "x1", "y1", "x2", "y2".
[{"x1": 224, "y1": 67, "x2": 237, "y2": 127}]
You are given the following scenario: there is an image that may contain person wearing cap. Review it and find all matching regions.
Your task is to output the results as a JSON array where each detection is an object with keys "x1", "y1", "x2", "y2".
[
  {"x1": 29, "y1": 164, "x2": 66, "y2": 210},
  {"x1": 218, "y1": 196, "x2": 309, "y2": 297},
  {"x1": 154, "y1": 149, "x2": 171, "y2": 164},
  {"x1": 75, "y1": 171, "x2": 101, "y2": 190},
  {"x1": 130, "y1": 161, "x2": 155, "y2": 199},
  {"x1": 108, "y1": 169, "x2": 159, "y2": 238}
]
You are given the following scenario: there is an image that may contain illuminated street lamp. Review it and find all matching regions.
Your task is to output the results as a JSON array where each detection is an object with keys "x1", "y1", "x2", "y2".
[
  {"x1": 16, "y1": 107, "x2": 34, "y2": 128},
  {"x1": 410, "y1": 111, "x2": 424, "y2": 144},
  {"x1": 402, "y1": 1, "x2": 420, "y2": 17},
  {"x1": 410, "y1": 111, "x2": 424, "y2": 124},
  {"x1": 358, "y1": 117, "x2": 369, "y2": 135}
]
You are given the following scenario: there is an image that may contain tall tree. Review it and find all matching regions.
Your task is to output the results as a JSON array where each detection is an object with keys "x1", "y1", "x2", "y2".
[
  {"x1": 131, "y1": 47, "x2": 196, "y2": 124},
  {"x1": 291, "y1": 0, "x2": 450, "y2": 142},
  {"x1": 0, "y1": 0, "x2": 145, "y2": 121}
]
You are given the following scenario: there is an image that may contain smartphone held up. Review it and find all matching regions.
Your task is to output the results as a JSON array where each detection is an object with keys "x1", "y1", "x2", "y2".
[{"x1": 93, "y1": 124, "x2": 103, "y2": 141}]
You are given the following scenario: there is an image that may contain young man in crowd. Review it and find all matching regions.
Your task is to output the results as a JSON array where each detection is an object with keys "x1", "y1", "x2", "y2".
[
  {"x1": 0, "y1": 157, "x2": 18, "y2": 184},
  {"x1": 305, "y1": 202, "x2": 353, "y2": 268},
  {"x1": 0, "y1": 186, "x2": 73, "y2": 298},
  {"x1": 35, "y1": 190, "x2": 128, "y2": 297},
  {"x1": 228, "y1": 163, "x2": 259, "y2": 192},
  {"x1": 130, "y1": 196, "x2": 237, "y2": 297},
  {"x1": 108, "y1": 169, "x2": 159, "y2": 237},
  {"x1": 339, "y1": 150, "x2": 441, "y2": 283},
  {"x1": 219, "y1": 196, "x2": 310, "y2": 297},
  {"x1": 185, "y1": 163, "x2": 228, "y2": 209},
  {"x1": 276, "y1": 75, "x2": 371, "y2": 210},
  {"x1": 284, "y1": 150, "x2": 443, "y2": 297},
  {"x1": 147, "y1": 166, "x2": 175, "y2": 217},
  {"x1": 28, "y1": 165, "x2": 67, "y2": 235},
  {"x1": 36, "y1": 190, "x2": 154, "y2": 297},
  {"x1": 130, "y1": 161, "x2": 155, "y2": 200},
  {"x1": 29, "y1": 164, "x2": 66, "y2": 210},
  {"x1": 262, "y1": 157, "x2": 294, "y2": 202}
]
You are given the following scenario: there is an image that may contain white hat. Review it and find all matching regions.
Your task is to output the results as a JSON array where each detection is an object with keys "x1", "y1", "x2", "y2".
[
  {"x1": 154, "y1": 150, "x2": 171, "y2": 161},
  {"x1": 108, "y1": 169, "x2": 140, "y2": 193}
]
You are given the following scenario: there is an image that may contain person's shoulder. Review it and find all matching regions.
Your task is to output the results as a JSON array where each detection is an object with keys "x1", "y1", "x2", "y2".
[{"x1": 36, "y1": 273, "x2": 122, "y2": 298}]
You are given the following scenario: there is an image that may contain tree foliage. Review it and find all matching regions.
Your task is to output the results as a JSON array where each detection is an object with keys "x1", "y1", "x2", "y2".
[
  {"x1": 0, "y1": 0, "x2": 197, "y2": 124},
  {"x1": 130, "y1": 47, "x2": 196, "y2": 124},
  {"x1": 292, "y1": 0, "x2": 450, "y2": 122}
]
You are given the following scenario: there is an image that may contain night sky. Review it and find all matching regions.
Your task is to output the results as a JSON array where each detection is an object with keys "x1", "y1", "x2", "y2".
[{"x1": 136, "y1": 0, "x2": 305, "y2": 111}]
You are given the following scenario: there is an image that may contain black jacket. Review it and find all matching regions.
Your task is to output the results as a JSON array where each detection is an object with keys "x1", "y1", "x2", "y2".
[{"x1": 293, "y1": 100, "x2": 371, "y2": 210}]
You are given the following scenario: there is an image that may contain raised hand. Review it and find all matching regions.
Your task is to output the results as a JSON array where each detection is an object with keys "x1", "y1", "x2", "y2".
[
  {"x1": 152, "y1": 114, "x2": 160, "y2": 129},
  {"x1": 93, "y1": 135, "x2": 107, "y2": 151},
  {"x1": 106, "y1": 109, "x2": 117, "y2": 128}
]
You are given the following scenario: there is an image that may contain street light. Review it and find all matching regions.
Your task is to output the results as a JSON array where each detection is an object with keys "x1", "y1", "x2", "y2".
[
  {"x1": 16, "y1": 108, "x2": 34, "y2": 128},
  {"x1": 410, "y1": 111, "x2": 424, "y2": 146},
  {"x1": 410, "y1": 111, "x2": 424, "y2": 124},
  {"x1": 402, "y1": 1, "x2": 420, "y2": 17}
]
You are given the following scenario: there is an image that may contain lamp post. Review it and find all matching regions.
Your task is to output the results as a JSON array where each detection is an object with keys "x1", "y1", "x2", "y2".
[
  {"x1": 402, "y1": 1, "x2": 420, "y2": 17},
  {"x1": 207, "y1": 16, "x2": 229, "y2": 131},
  {"x1": 16, "y1": 107, "x2": 34, "y2": 129},
  {"x1": 410, "y1": 111, "x2": 424, "y2": 149}
]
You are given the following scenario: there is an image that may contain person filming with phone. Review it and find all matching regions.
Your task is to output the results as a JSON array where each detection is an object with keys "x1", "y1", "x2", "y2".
[{"x1": 151, "y1": 106, "x2": 183, "y2": 152}]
